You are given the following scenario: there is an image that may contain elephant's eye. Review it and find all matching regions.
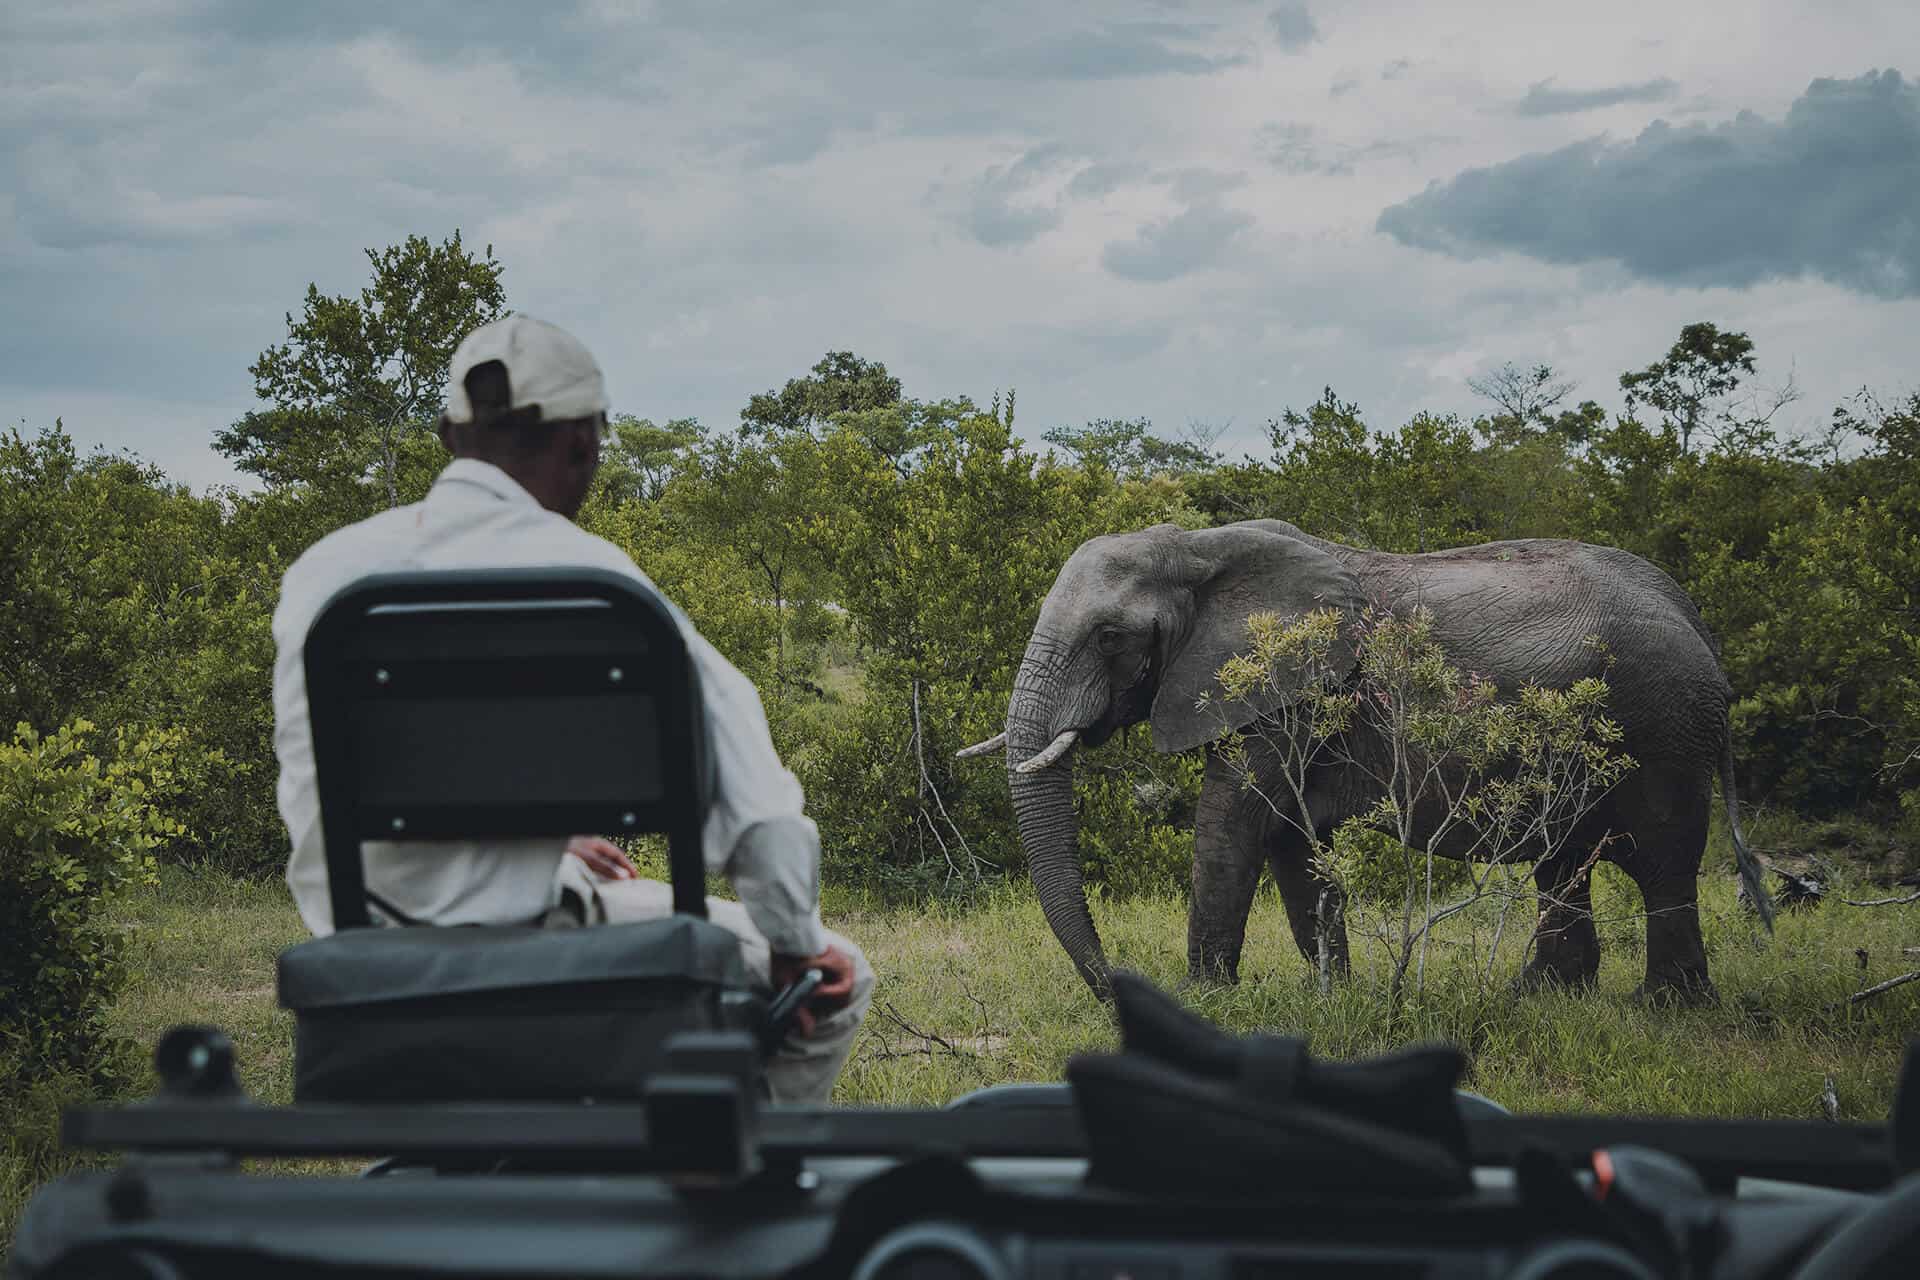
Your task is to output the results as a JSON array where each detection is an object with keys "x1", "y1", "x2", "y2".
[{"x1": 1096, "y1": 626, "x2": 1126, "y2": 654}]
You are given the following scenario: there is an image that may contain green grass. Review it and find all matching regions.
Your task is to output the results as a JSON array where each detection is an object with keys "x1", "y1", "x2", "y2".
[{"x1": 7, "y1": 852, "x2": 1919, "y2": 1257}]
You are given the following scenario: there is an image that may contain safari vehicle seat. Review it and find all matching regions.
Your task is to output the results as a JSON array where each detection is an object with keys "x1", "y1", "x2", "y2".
[{"x1": 273, "y1": 567, "x2": 766, "y2": 1104}]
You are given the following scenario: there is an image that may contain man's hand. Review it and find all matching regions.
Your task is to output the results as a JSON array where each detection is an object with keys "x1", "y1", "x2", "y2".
[
  {"x1": 566, "y1": 835, "x2": 639, "y2": 881},
  {"x1": 769, "y1": 944, "x2": 857, "y2": 1039}
]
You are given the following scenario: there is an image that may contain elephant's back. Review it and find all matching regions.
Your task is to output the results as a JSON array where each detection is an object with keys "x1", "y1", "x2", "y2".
[{"x1": 1344, "y1": 539, "x2": 1730, "y2": 755}]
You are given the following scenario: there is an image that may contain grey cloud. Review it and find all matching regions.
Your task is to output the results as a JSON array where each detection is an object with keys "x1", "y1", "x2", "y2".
[
  {"x1": 1515, "y1": 76, "x2": 1679, "y2": 116},
  {"x1": 612, "y1": 4, "x2": 1241, "y2": 83},
  {"x1": 1382, "y1": 58, "x2": 1413, "y2": 80},
  {"x1": 201, "y1": 0, "x2": 618, "y2": 73},
  {"x1": 741, "y1": 116, "x2": 839, "y2": 167},
  {"x1": 935, "y1": 146, "x2": 1078, "y2": 248},
  {"x1": 1261, "y1": 123, "x2": 1418, "y2": 175},
  {"x1": 1067, "y1": 161, "x2": 1143, "y2": 199},
  {"x1": 1262, "y1": 123, "x2": 1327, "y2": 173},
  {"x1": 1159, "y1": 168, "x2": 1248, "y2": 200},
  {"x1": 965, "y1": 22, "x2": 1247, "y2": 80},
  {"x1": 1377, "y1": 69, "x2": 1920, "y2": 299},
  {"x1": 728, "y1": 100, "x2": 877, "y2": 168},
  {"x1": 1268, "y1": 3, "x2": 1319, "y2": 52},
  {"x1": 1329, "y1": 75, "x2": 1359, "y2": 98},
  {"x1": 935, "y1": 148, "x2": 1162, "y2": 247},
  {"x1": 1074, "y1": 321, "x2": 1175, "y2": 362},
  {"x1": 1102, "y1": 199, "x2": 1253, "y2": 282}
]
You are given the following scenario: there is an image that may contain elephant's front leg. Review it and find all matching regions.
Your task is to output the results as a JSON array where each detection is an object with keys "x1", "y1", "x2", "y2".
[
  {"x1": 1188, "y1": 752, "x2": 1272, "y2": 984},
  {"x1": 1269, "y1": 827, "x2": 1351, "y2": 980}
]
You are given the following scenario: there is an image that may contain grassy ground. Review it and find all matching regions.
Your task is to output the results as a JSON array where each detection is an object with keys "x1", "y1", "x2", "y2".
[{"x1": 6, "y1": 849, "x2": 1919, "y2": 1255}]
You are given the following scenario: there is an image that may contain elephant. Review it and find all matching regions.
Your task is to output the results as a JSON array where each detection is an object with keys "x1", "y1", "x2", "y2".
[{"x1": 959, "y1": 519, "x2": 1774, "y2": 1004}]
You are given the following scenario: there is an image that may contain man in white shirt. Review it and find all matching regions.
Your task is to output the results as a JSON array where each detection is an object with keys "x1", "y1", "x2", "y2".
[{"x1": 271, "y1": 314, "x2": 873, "y2": 1104}]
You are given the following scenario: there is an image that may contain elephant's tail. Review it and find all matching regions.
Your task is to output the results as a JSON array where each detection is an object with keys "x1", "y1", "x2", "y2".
[{"x1": 1720, "y1": 735, "x2": 1776, "y2": 932}]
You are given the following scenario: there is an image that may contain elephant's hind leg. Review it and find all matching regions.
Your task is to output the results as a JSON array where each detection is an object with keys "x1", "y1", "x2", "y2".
[
  {"x1": 1514, "y1": 849, "x2": 1602, "y2": 993},
  {"x1": 1617, "y1": 809, "x2": 1715, "y2": 1004}
]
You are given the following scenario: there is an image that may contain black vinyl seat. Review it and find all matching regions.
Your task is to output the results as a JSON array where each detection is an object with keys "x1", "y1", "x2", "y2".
[{"x1": 274, "y1": 567, "x2": 764, "y2": 1104}]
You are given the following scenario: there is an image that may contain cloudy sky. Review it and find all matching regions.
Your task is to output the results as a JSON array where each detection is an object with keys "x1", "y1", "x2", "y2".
[{"x1": 5, "y1": 0, "x2": 1917, "y2": 490}]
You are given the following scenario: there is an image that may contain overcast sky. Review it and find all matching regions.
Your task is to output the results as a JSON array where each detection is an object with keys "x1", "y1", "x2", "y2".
[{"x1": 5, "y1": 0, "x2": 1917, "y2": 491}]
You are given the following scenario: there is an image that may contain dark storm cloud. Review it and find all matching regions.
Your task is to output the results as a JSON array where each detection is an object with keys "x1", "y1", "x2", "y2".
[
  {"x1": 1515, "y1": 76, "x2": 1679, "y2": 116},
  {"x1": 1268, "y1": 3, "x2": 1319, "y2": 52},
  {"x1": 1377, "y1": 69, "x2": 1920, "y2": 299},
  {"x1": 1101, "y1": 199, "x2": 1253, "y2": 282}
]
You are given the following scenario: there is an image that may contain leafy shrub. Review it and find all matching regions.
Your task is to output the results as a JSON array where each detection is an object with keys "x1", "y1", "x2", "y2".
[{"x1": 0, "y1": 720, "x2": 181, "y2": 1085}]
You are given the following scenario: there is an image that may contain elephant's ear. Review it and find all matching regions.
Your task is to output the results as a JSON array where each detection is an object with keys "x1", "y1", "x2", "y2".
[{"x1": 1150, "y1": 526, "x2": 1363, "y2": 754}]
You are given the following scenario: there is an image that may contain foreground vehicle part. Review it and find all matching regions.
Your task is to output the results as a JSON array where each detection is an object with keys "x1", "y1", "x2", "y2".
[{"x1": 12, "y1": 1006, "x2": 1920, "y2": 1279}]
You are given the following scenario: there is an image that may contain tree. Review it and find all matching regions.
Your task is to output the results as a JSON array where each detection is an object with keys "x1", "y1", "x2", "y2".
[
  {"x1": 1264, "y1": 391, "x2": 1484, "y2": 552},
  {"x1": 214, "y1": 231, "x2": 506, "y2": 507},
  {"x1": 1041, "y1": 417, "x2": 1221, "y2": 478},
  {"x1": 741, "y1": 351, "x2": 902, "y2": 439},
  {"x1": 1618, "y1": 322, "x2": 1757, "y2": 452},
  {"x1": 592, "y1": 415, "x2": 706, "y2": 505},
  {"x1": 673, "y1": 432, "x2": 835, "y2": 690},
  {"x1": 1468, "y1": 362, "x2": 1575, "y2": 443}
]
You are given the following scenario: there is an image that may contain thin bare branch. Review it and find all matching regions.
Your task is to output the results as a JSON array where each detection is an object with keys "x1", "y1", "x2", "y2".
[
  {"x1": 1842, "y1": 889, "x2": 1920, "y2": 908},
  {"x1": 1849, "y1": 969, "x2": 1920, "y2": 1005}
]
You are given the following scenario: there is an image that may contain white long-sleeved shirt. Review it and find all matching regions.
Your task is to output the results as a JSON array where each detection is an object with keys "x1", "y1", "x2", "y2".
[{"x1": 272, "y1": 458, "x2": 826, "y2": 956}]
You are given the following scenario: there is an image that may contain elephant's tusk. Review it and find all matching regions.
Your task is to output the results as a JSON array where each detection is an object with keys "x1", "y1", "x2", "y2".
[
  {"x1": 1014, "y1": 729, "x2": 1080, "y2": 774},
  {"x1": 954, "y1": 731, "x2": 1008, "y2": 759}
]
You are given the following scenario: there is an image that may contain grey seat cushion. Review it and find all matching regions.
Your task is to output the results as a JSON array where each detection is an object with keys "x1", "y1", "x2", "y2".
[{"x1": 277, "y1": 916, "x2": 763, "y2": 1103}]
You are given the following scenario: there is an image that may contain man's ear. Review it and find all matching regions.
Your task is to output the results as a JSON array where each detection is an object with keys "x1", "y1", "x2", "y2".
[
  {"x1": 1148, "y1": 526, "x2": 1362, "y2": 754},
  {"x1": 437, "y1": 417, "x2": 458, "y2": 454}
]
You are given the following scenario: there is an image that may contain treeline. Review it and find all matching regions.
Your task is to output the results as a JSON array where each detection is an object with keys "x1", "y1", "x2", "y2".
[{"x1": 5, "y1": 236, "x2": 1919, "y2": 1013}]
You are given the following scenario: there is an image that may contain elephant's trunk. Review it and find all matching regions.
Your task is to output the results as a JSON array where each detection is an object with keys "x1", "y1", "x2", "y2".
[{"x1": 1007, "y1": 652, "x2": 1112, "y2": 1001}]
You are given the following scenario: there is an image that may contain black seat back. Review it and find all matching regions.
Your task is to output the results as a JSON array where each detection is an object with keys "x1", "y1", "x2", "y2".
[
  {"x1": 302, "y1": 566, "x2": 711, "y2": 927},
  {"x1": 280, "y1": 567, "x2": 760, "y2": 1104}
]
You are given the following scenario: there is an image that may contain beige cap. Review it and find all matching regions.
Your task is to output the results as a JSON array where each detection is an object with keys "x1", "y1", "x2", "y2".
[{"x1": 442, "y1": 314, "x2": 609, "y2": 425}]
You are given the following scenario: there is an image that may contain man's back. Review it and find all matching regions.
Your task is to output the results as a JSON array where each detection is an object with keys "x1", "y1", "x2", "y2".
[{"x1": 274, "y1": 458, "x2": 824, "y2": 958}]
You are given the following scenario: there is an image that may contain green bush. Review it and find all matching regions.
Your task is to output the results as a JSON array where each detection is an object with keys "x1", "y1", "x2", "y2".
[{"x1": 0, "y1": 720, "x2": 182, "y2": 1084}]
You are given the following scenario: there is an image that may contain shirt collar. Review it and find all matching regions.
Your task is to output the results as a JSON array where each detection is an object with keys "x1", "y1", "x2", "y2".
[{"x1": 430, "y1": 458, "x2": 543, "y2": 510}]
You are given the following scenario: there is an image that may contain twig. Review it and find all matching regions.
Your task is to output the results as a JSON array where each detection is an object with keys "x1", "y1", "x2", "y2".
[
  {"x1": 910, "y1": 680, "x2": 994, "y2": 882},
  {"x1": 1841, "y1": 889, "x2": 1920, "y2": 908},
  {"x1": 1849, "y1": 969, "x2": 1920, "y2": 1005},
  {"x1": 866, "y1": 1001, "x2": 975, "y2": 1061}
]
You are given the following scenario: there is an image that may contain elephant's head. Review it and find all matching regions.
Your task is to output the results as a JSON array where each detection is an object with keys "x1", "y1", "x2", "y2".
[{"x1": 966, "y1": 521, "x2": 1365, "y2": 999}]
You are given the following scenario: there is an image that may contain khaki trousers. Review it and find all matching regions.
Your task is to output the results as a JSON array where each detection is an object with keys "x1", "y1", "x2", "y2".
[{"x1": 552, "y1": 862, "x2": 874, "y2": 1105}]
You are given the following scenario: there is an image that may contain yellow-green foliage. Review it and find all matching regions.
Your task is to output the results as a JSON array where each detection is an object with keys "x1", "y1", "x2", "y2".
[{"x1": 1, "y1": 720, "x2": 182, "y2": 1088}]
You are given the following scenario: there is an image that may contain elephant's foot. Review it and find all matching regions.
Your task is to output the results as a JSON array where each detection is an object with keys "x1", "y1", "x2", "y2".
[
  {"x1": 1630, "y1": 973, "x2": 1718, "y2": 1008},
  {"x1": 1186, "y1": 944, "x2": 1243, "y2": 989},
  {"x1": 1173, "y1": 972, "x2": 1234, "y2": 998},
  {"x1": 1509, "y1": 961, "x2": 1599, "y2": 997}
]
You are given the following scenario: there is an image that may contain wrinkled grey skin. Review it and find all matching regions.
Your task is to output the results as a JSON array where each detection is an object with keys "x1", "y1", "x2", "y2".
[{"x1": 999, "y1": 519, "x2": 1769, "y2": 1004}]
